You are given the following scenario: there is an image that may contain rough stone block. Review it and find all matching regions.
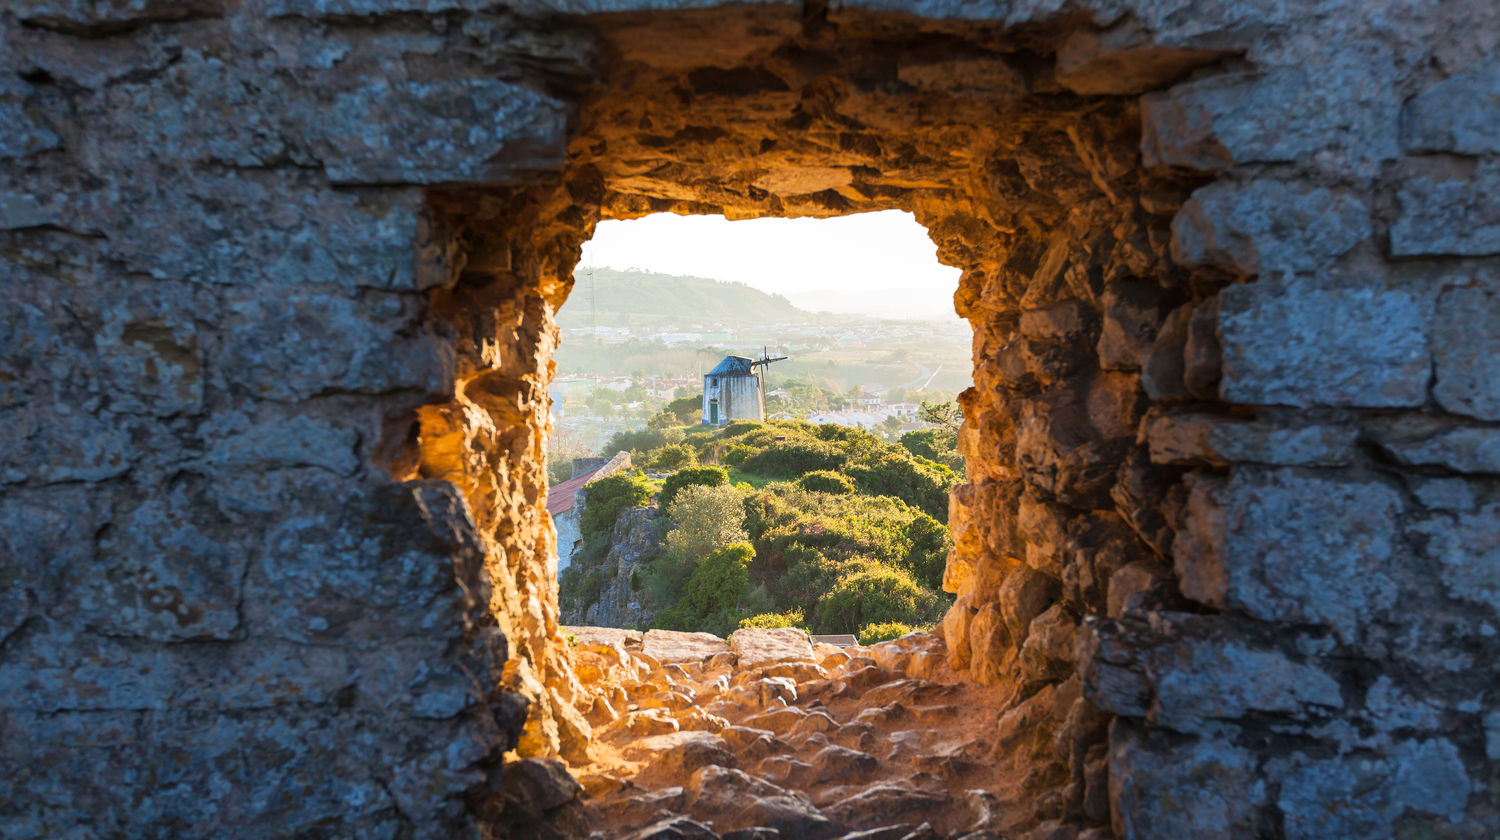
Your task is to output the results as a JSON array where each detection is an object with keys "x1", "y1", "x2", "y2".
[
  {"x1": 1080, "y1": 615, "x2": 1343, "y2": 736},
  {"x1": 997, "y1": 565, "x2": 1059, "y2": 647},
  {"x1": 1145, "y1": 411, "x2": 1357, "y2": 466},
  {"x1": 1172, "y1": 180, "x2": 1370, "y2": 276},
  {"x1": 1109, "y1": 719, "x2": 1265, "y2": 839},
  {"x1": 220, "y1": 290, "x2": 453, "y2": 402},
  {"x1": 1105, "y1": 560, "x2": 1171, "y2": 618},
  {"x1": 1216, "y1": 279, "x2": 1429, "y2": 407},
  {"x1": 1273, "y1": 738, "x2": 1470, "y2": 839},
  {"x1": 316, "y1": 79, "x2": 568, "y2": 184},
  {"x1": 1142, "y1": 60, "x2": 1398, "y2": 173},
  {"x1": 75, "y1": 485, "x2": 249, "y2": 642},
  {"x1": 1055, "y1": 23, "x2": 1224, "y2": 95},
  {"x1": 642, "y1": 629, "x2": 730, "y2": 663},
  {"x1": 730, "y1": 627, "x2": 815, "y2": 667},
  {"x1": 1392, "y1": 161, "x2": 1500, "y2": 256},
  {"x1": 1368, "y1": 417, "x2": 1500, "y2": 473},
  {"x1": 0, "y1": 76, "x2": 61, "y2": 160},
  {"x1": 1431, "y1": 280, "x2": 1500, "y2": 420},
  {"x1": 1096, "y1": 280, "x2": 1168, "y2": 371},
  {"x1": 245, "y1": 478, "x2": 481, "y2": 646},
  {"x1": 1173, "y1": 469, "x2": 1403, "y2": 641},
  {"x1": 1149, "y1": 637, "x2": 1342, "y2": 735},
  {"x1": 1409, "y1": 503, "x2": 1500, "y2": 616},
  {"x1": 69, "y1": 169, "x2": 438, "y2": 291},
  {"x1": 1402, "y1": 57, "x2": 1500, "y2": 154}
]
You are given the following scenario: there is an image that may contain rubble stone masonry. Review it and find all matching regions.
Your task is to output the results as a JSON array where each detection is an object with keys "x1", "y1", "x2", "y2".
[{"x1": 2, "y1": 0, "x2": 1499, "y2": 837}]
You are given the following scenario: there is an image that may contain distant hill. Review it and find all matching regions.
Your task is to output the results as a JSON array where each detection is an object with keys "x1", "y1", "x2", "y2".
[{"x1": 560, "y1": 267, "x2": 815, "y2": 327}]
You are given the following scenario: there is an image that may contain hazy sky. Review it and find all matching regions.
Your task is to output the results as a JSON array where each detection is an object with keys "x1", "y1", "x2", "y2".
[{"x1": 579, "y1": 211, "x2": 963, "y2": 319}]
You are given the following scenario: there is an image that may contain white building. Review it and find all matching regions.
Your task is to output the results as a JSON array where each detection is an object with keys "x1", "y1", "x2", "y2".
[{"x1": 701, "y1": 353, "x2": 786, "y2": 425}]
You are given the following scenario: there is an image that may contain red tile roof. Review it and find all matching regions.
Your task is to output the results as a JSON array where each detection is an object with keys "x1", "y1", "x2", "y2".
[{"x1": 546, "y1": 467, "x2": 603, "y2": 517}]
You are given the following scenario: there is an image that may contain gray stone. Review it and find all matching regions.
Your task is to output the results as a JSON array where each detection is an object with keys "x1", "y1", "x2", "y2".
[
  {"x1": 0, "y1": 76, "x2": 61, "y2": 160},
  {"x1": 315, "y1": 79, "x2": 568, "y2": 185},
  {"x1": 1431, "y1": 280, "x2": 1500, "y2": 420},
  {"x1": 1105, "y1": 561, "x2": 1171, "y2": 618},
  {"x1": 1486, "y1": 709, "x2": 1500, "y2": 760},
  {"x1": 1055, "y1": 22, "x2": 1225, "y2": 95},
  {"x1": 730, "y1": 627, "x2": 815, "y2": 667},
  {"x1": 1143, "y1": 59, "x2": 1399, "y2": 173},
  {"x1": 1174, "y1": 470, "x2": 1403, "y2": 642},
  {"x1": 1274, "y1": 738, "x2": 1470, "y2": 839},
  {"x1": 1150, "y1": 638, "x2": 1342, "y2": 735},
  {"x1": 1392, "y1": 161, "x2": 1500, "y2": 257},
  {"x1": 1368, "y1": 419, "x2": 1500, "y2": 473},
  {"x1": 1410, "y1": 477, "x2": 1477, "y2": 512},
  {"x1": 1108, "y1": 719, "x2": 1265, "y2": 839},
  {"x1": 1216, "y1": 279, "x2": 1429, "y2": 408},
  {"x1": 1403, "y1": 57, "x2": 1500, "y2": 154},
  {"x1": 219, "y1": 290, "x2": 453, "y2": 402},
  {"x1": 1172, "y1": 180, "x2": 1370, "y2": 276},
  {"x1": 1409, "y1": 504, "x2": 1500, "y2": 616},
  {"x1": 11, "y1": 0, "x2": 221, "y2": 30},
  {"x1": 1145, "y1": 411, "x2": 1357, "y2": 467},
  {"x1": 1096, "y1": 281, "x2": 1167, "y2": 371},
  {"x1": 643, "y1": 628, "x2": 730, "y2": 663},
  {"x1": 1140, "y1": 304, "x2": 1192, "y2": 400}
]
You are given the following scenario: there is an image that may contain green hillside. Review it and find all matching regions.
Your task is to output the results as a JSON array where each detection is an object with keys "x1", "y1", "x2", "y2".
[{"x1": 560, "y1": 267, "x2": 813, "y2": 326}]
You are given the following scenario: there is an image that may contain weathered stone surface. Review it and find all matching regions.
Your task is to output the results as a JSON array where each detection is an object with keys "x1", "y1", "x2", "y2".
[
  {"x1": 1273, "y1": 739, "x2": 1470, "y2": 839},
  {"x1": 1368, "y1": 418, "x2": 1500, "y2": 473},
  {"x1": 1392, "y1": 162, "x2": 1500, "y2": 257},
  {"x1": 1403, "y1": 57, "x2": 1500, "y2": 155},
  {"x1": 0, "y1": 76, "x2": 61, "y2": 161},
  {"x1": 1173, "y1": 470, "x2": 1403, "y2": 641},
  {"x1": 1216, "y1": 279, "x2": 1429, "y2": 408},
  {"x1": 1409, "y1": 504, "x2": 1500, "y2": 616},
  {"x1": 645, "y1": 630, "x2": 732, "y2": 664},
  {"x1": 1109, "y1": 720, "x2": 1265, "y2": 839},
  {"x1": 730, "y1": 628, "x2": 816, "y2": 668},
  {"x1": 1055, "y1": 23, "x2": 1224, "y2": 95},
  {"x1": 1096, "y1": 281, "x2": 1168, "y2": 371},
  {"x1": 1172, "y1": 180, "x2": 1370, "y2": 276},
  {"x1": 1431, "y1": 280, "x2": 1500, "y2": 420},
  {"x1": 7, "y1": 3, "x2": 1500, "y2": 838},
  {"x1": 1142, "y1": 58, "x2": 1398, "y2": 174},
  {"x1": 1144, "y1": 411, "x2": 1357, "y2": 466}
]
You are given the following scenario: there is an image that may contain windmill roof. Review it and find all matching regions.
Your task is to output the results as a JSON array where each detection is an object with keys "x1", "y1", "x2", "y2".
[{"x1": 708, "y1": 355, "x2": 756, "y2": 376}]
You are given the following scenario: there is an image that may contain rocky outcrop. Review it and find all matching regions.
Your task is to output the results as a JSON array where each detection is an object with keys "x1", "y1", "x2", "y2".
[{"x1": 563, "y1": 505, "x2": 663, "y2": 630}]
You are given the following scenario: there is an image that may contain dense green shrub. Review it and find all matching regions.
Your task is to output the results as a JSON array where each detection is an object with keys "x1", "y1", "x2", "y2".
[
  {"x1": 603, "y1": 426, "x2": 679, "y2": 461},
  {"x1": 903, "y1": 512, "x2": 953, "y2": 591},
  {"x1": 740, "y1": 438, "x2": 848, "y2": 478},
  {"x1": 899, "y1": 428, "x2": 964, "y2": 472},
  {"x1": 579, "y1": 472, "x2": 652, "y2": 541},
  {"x1": 857, "y1": 621, "x2": 917, "y2": 645},
  {"x1": 814, "y1": 561, "x2": 943, "y2": 634},
  {"x1": 797, "y1": 470, "x2": 855, "y2": 495},
  {"x1": 722, "y1": 444, "x2": 756, "y2": 467},
  {"x1": 658, "y1": 542, "x2": 753, "y2": 636},
  {"x1": 648, "y1": 444, "x2": 697, "y2": 470},
  {"x1": 660, "y1": 466, "x2": 730, "y2": 511},
  {"x1": 843, "y1": 450, "x2": 955, "y2": 520},
  {"x1": 739, "y1": 608, "x2": 806, "y2": 630}
]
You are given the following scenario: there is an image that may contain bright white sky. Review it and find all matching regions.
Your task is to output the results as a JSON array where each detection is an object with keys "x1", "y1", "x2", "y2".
[{"x1": 579, "y1": 211, "x2": 963, "y2": 320}]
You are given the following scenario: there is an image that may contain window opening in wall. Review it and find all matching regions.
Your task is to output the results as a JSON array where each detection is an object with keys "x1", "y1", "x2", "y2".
[{"x1": 549, "y1": 210, "x2": 970, "y2": 642}]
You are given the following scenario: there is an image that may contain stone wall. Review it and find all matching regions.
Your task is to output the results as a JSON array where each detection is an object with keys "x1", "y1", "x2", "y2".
[{"x1": 3, "y1": 1, "x2": 1499, "y2": 838}]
